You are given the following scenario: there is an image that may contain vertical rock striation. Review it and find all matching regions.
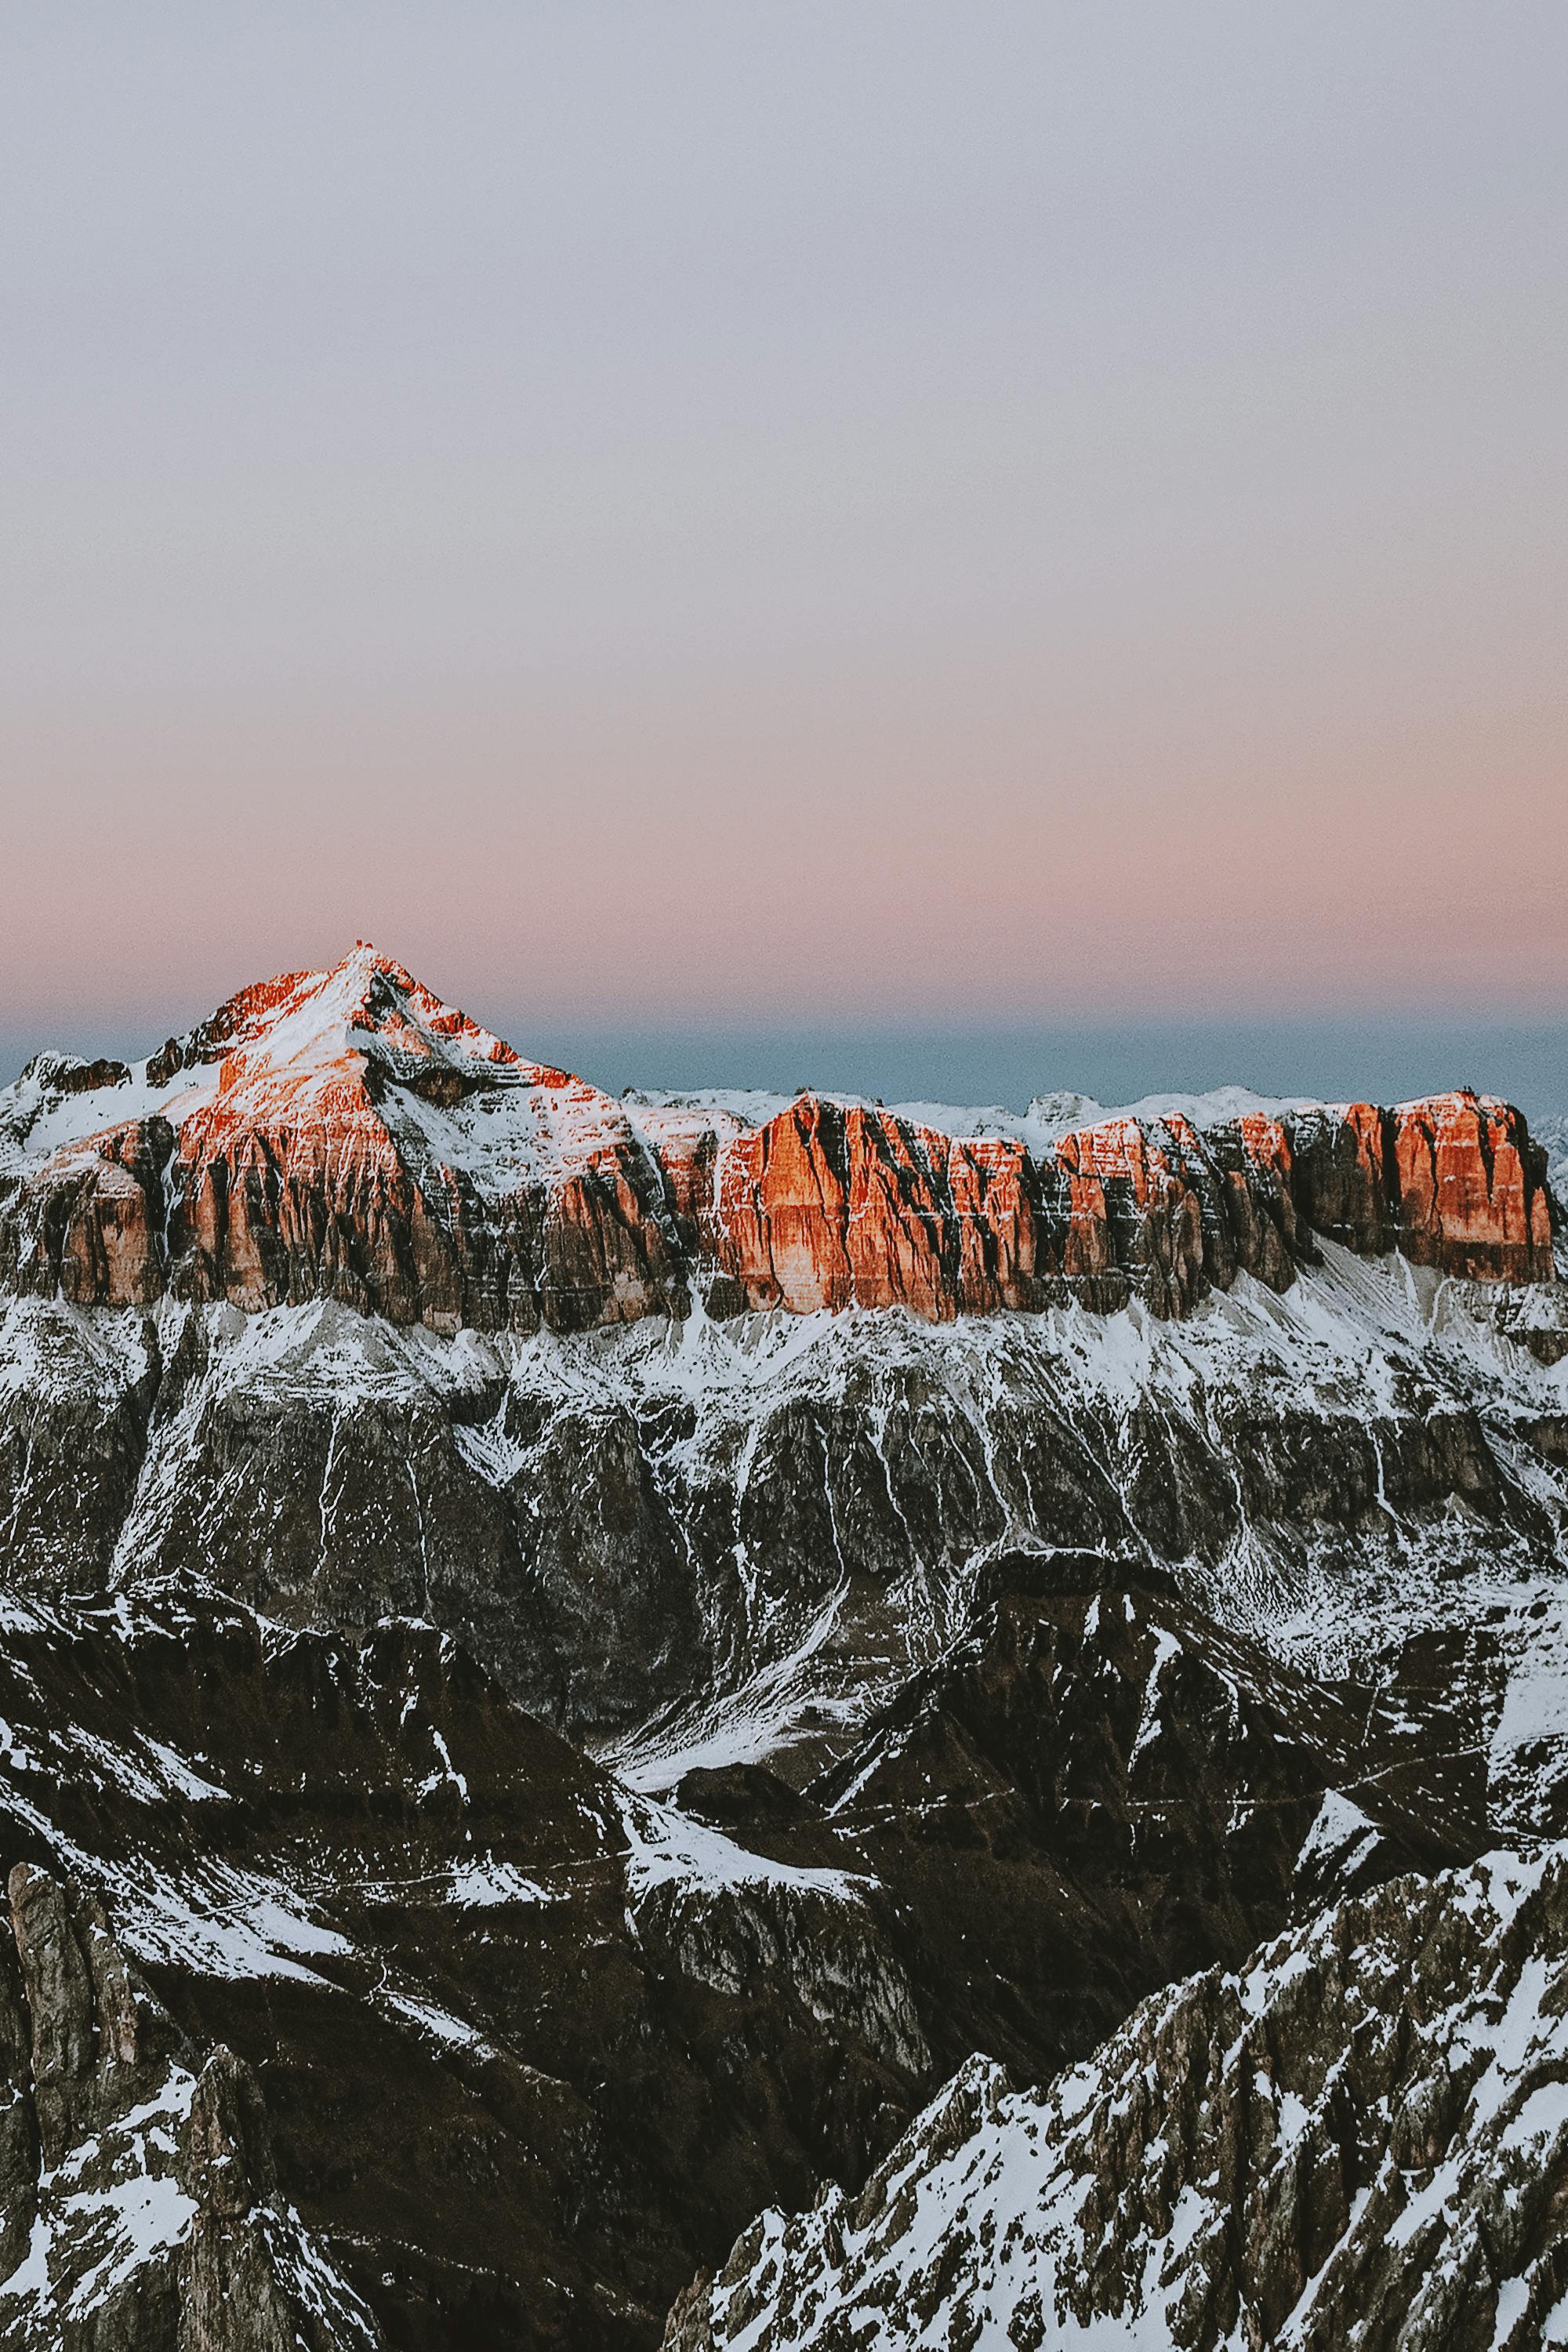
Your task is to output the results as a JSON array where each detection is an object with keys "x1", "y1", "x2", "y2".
[{"x1": 0, "y1": 949, "x2": 1555, "y2": 1330}]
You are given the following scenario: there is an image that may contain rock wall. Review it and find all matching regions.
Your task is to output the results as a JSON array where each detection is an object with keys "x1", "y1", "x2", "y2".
[
  {"x1": 664, "y1": 1849, "x2": 1568, "y2": 2352},
  {"x1": 2, "y1": 1084, "x2": 1553, "y2": 1334},
  {"x1": 1, "y1": 1862, "x2": 382, "y2": 2349},
  {"x1": 0, "y1": 953, "x2": 1555, "y2": 1332}
]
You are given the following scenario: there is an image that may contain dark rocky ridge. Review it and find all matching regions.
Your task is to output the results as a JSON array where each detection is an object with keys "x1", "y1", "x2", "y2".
[
  {"x1": 0, "y1": 1595, "x2": 929, "y2": 2347},
  {"x1": 0, "y1": 1554, "x2": 1478, "y2": 2348},
  {"x1": 1, "y1": 1861, "x2": 380, "y2": 2350},
  {"x1": 802, "y1": 1565, "x2": 1483, "y2": 2082},
  {"x1": 666, "y1": 1849, "x2": 1568, "y2": 2351},
  {"x1": 2, "y1": 951, "x2": 1566, "y2": 2350}
]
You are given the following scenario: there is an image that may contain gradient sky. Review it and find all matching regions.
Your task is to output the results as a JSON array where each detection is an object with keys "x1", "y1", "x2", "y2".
[{"x1": 2, "y1": 5, "x2": 1565, "y2": 1097}]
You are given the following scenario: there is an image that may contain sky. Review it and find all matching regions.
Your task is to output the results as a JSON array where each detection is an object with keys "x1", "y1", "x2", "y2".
[{"x1": 2, "y1": 5, "x2": 1564, "y2": 1106}]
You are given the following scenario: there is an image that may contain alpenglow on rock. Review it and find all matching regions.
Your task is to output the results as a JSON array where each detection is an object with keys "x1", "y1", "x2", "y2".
[
  {"x1": 2, "y1": 946, "x2": 1566, "y2": 1790},
  {"x1": 0, "y1": 946, "x2": 1556, "y2": 1333},
  {"x1": 1, "y1": 942, "x2": 1567, "y2": 2352}
]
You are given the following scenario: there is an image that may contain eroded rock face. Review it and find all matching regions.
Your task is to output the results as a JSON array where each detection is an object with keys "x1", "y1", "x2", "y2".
[
  {"x1": 1291, "y1": 1093, "x2": 1557, "y2": 1282},
  {"x1": 805, "y1": 1562, "x2": 1479, "y2": 2082},
  {"x1": 665, "y1": 1849, "x2": 1568, "y2": 2352},
  {"x1": 0, "y1": 948, "x2": 693, "y2": 1337},
  {"x1": 698, "y1": 1084, "x2": 1560, "y2": 1316},
  {"x1": 1390, "y1": 1090, "x2": 1556, "y2": 1280},
  {"x1": 3, "y1": 1221, "x2": 1567, "y2": 1788},
  {"x1": 0, "y1": 1863, "x2": 380, "y2": 2351},
  {"x1": 0, "y1": 949, "x2": 1555, "y2": 1334},
  {"x1": 0, "y1": 1595, "x2": 931, "y2": 2350}
]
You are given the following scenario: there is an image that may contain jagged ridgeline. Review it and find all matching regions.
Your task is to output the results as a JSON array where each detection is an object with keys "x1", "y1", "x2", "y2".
[
  {"x1": 0, "y1": 949, "x2": 1566, "y2": 2348},
  {"x1": 1, "y1": 949, "x2": 1564, "y2": 1784},
  {"x1": 0, "y1": 946, "x2": 1558, "y2": 1324},
  {"x1": 666, "y1": 1851, "x2": 1568, "y2": 2352}
]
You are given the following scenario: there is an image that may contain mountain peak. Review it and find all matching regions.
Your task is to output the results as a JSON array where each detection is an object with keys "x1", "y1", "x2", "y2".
[
  {"x1": 161, "y1": 951, "x2": 527, "y2": 1120},
  {"x1": 0, "y1": 952, "x2": 1557, "y2": 1339}
]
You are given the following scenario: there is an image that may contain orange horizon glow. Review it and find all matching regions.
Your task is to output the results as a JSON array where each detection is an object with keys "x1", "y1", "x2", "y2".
[
  {"x1": 2, "y1": 11, "x2": 1564, "y2": 1049},
  {"x1": 4, "y1": 673, "x2": 1563, "y2": 1042}
]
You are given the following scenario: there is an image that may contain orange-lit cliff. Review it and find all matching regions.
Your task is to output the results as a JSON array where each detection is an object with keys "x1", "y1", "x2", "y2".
[{"x1": 0, "y1": 949, "x2": 1555, "y2": 1332}]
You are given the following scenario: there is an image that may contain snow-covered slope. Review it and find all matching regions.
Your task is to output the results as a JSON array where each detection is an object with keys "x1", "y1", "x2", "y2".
[
  {"x1": 666, "y1": 1847, "x2": 1568, "y2": 2352},
  {"x1": 1, "y1": 946, "x2": 1564, "y2": 2351},
  {"x1": 2, "y1": 1215, "x2": 1567, "y2": 1818},
  {"x1": 1, "y1": 1861, "x2": 380, "y2": 2350},
  {"x1": 1537, "y1": 1111, "x2": 1568, "y2": 1210}
]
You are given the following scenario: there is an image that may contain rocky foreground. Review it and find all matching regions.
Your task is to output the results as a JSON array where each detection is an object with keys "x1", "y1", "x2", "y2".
[
  {"x1": 0, "y1": 1552, "x2": 1479, "y2": 2344},
  {"x1": 2, "y1": 1862, "x2": 379, "y2": 2350},
  {"x1": 666, "y1": 1848, "x2": 1568, "y2": 2352}
]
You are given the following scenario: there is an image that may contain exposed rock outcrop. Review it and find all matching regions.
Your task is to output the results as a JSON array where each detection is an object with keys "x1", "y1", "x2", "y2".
[
  {"x1": 665, "y1": 1847, "x2": 1568, "y2": 2351},
  {"x1": 806, "y1": 1562, "x2": 1479, "y2": 2080},
  {"x1": 0, "y1": 1863, "x2": 380, "y2": 2350},
  {"x1": 1292, "y1": 1090, "x2": 1557, "y2": 1282},
  {"x1": 0, "y1": 1595, "x2": 931, "y2": 2349}
]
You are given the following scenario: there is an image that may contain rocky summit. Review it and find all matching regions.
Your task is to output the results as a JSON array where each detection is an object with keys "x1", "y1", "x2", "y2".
[
  {"x1": 0, "y1": 947, "x2": 1555, "y2": 1331},
  {"x1": 0, "y1": 948, "x2": 1566, "y2": 2348}
]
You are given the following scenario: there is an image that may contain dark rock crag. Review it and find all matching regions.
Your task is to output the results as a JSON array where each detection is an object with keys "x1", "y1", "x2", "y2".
[
  {"x1": 1, "y1": 1861, "x2": 380, "y2": 2350},
  {"x1": 0, "y1": 1597, "x2": 931, "y2": 2350},
  {"x1": 665, "y1": 1849, "x2": 1568, "y2": 2352},
  {"x1": 804, "y1": 1560, "x2": 1480, "y2": 2082}
]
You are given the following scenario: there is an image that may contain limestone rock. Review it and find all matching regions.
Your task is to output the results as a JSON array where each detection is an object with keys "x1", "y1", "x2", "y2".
[
  {"x1": 0, "y1": 1865, "x2": 379, "y2": 2350},
  {"x1": 807, "y1": 1566, "x2": 1478, "y2": 2081},
  {"x1": 0, "y1": 953, "x2": 1556, "y2": 1335}
]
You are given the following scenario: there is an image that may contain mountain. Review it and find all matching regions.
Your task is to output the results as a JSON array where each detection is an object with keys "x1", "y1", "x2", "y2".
[
  {"x1": 664, "y1": 1847, "x2": 1568, "y2": 2352},
  {"x1": 0, "y1": 1590, "x2": 928, "y2": 2346},
  {"x1": 2, "y1": 949, "x2": 1565, "y2": 1776},
  {"x1": 0, "y1": 947, "x2": 1565, "y2": 2347},
  {"x1": 2, "y1": 947, "x2": 1556, "y2": 1332},
  {"x1": 2, "y1": 1861, "x2": 379, "y2": 2350}
]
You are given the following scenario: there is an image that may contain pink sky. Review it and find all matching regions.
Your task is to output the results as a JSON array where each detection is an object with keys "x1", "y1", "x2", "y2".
[
  {"x1": 2, "y1": 6, "x2": 1564, "y2": 1046},
  {"x1": 7, "y1": 655, "x2": 1562, "y2": 1041}
]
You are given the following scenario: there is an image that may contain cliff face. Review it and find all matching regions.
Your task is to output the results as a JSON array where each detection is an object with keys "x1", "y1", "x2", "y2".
[
  {"x1": 0, "y1": 947, "x2": 1556, "y2": 1334},
  {"x1": 1290, "y1": 1091, "x2": 1555, "y2": 1283},
  {"x1": 1, "y1": 1861, "x2": 382, "y2": 2350},
  {"x1": 708, "y1": 1087, "x2": 1556, "y2": 1316},
  {"x1": 706, "y1": 1099, "x2": 1242, "y2": 1319},
  {"x1": 0, "y1": 1593, "x2": 931, "y2": 2349}
]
